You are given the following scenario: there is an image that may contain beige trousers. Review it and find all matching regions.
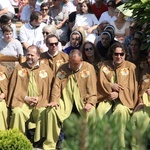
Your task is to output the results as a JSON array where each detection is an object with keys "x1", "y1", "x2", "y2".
[
  {"x1": 43, "y1": 75, "x2": 96, "y2": 150},
  {"x1": 9, "y1": 103, "x2": 46, "y2": 142},
  {"x1": 0, "y1": 100, "x2": 8, "y2": 130}
]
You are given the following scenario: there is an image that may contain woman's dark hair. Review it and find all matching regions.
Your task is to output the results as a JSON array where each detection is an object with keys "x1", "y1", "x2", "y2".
[
  {"x1": 107, "y1": 42, "x2": 130, "y2": 60},
  {"x1": 40, "y1": 2, "x2": 49, "y2": 10},
  {"x1": 107, "y1": 0, "x2": 116, "y2": 8},
  {"x1": 130, "y1": 38, "x2": 142, "y2": 47},
  {"x1": 81, "y1": 0, "x2": 92, "y2": 14},
  {"x1": 81, "y1": 41, "x2": 100, "y2": 62}
]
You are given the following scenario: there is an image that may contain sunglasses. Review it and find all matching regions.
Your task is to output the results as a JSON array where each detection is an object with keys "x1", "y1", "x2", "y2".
[
  {"x1": 42, "y1": 31, "x2": 50, "y2": 35},
  {"x1": 47, "y1": 42, "x2": 58, "y2": 46},
  {"x1": 114, "y1": 53, "x2": 125, "y2": 56},
  {"x1": 84, "y1": 47, "x2": 93, "y2": 51},
  {"x1": 41, "y1": 9, "x2": 48, "y2": 11}
]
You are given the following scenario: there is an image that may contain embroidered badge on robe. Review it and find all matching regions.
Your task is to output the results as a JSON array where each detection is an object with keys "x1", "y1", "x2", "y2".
[
  {"x1": 143, "y1": 74, "x2": 150, "y2": 83},
  {"x1": 40, "y1": 59, "x2": 49, "y2": 64},
  {"x1": 56, "y1": 59, "x2": 64, "y2": 67},
  {"x1": 102, "y1": 66, "x2": 111, "y2": 74},
  {"x1": 80, "y1": 69, "x2": 90, "y2": 78},
  {"x1": 57, "y1": 70, "x2": 66, "y2": 79},
  {"x1": 18, "y1": 69, "x2": 27, "y2": 77},
  {"x1": 120, "y1": 68, "x2": 129, "y2": 76},
  {"x1": 0, "y1": 72, "x2": 6, "y2": 81},
  {"x1": 39, "y1": 70, "x2": 48, "y2": 78}
]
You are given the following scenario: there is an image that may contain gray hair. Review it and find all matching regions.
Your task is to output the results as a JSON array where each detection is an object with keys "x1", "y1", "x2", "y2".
[{"x1": 42, "y1": 25, "x2": 57, "y2": 35}]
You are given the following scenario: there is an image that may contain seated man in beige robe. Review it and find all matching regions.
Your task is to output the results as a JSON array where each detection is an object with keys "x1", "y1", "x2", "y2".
[
  {"x1": 97, "y1": 42, "x2": 139, "y2": 149},
  {"x1": 131, "y1": 49, "x2": 150, "y2": 150},
  {"x1": 0, "y1": 65, "x2": 9, "y2": 130},
  {"x1": 7, "y1": 45, "x2": 53, "y2": 147},
  {"x1": 43, "y1": 49, "x2": 97, "y2": 149}
]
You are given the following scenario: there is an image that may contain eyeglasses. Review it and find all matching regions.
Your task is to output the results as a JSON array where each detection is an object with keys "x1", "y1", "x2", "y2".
[
  {"x1": 47, "y1": 42, "x2": 58, "y2": 46},
  {"x1": 84, "y1": 47, "x2": 93, "y2": 51},
  {"x1": 42, "y1": 31, "x2": 50, "y2": 35},
  {"x1": 114, "y1": 53, "x2": 125, "y2": 56},
  {"x1": 41, "y1": 9, "x2": 48, "y2": 11}
]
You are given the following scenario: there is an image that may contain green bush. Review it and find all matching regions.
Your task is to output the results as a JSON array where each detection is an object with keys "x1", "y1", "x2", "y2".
[
  {"x1": 62, "y1": 113, "x2": 150, "y2": 150},
  {"x1": 0, "y1": 129, "x2": 33, "y2": 150},
  {"x1": 126, "y1": 0, "x2": 150, "y2": 51}
]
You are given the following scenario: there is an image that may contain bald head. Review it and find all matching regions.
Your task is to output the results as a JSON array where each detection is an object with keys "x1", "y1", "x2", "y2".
[
  {"x1": 69, "y1": 49, "x2": 82, "y2": 59},
  {"x1": 69, "y1": 49, "x2": 83, "y2": 71}
]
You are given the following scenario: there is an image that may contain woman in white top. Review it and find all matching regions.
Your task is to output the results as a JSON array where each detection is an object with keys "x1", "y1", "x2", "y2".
[
  {"x1": 99, "y1": 0, "x2": 117, "y2": 24},
  {"x1": 110, "y1": 8, "x2": 130, "y2": 43},
  {"x1": 0, "y1": 25, "x2": 24, "y2": 57},
  {"x1": 73, "y1": 0, "x2": 99, "y2": 43}
]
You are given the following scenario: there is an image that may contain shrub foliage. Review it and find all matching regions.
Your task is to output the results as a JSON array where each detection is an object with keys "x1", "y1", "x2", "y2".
[
  {"x1": 126, "y1": 0, "x2": 150, "y2": 50},
  {"x1": 0, "y1": 129, "x2": 33, "y2": 150}
]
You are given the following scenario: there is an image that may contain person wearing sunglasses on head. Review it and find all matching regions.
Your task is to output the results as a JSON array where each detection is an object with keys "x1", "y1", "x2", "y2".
[
  {"x1": 40, "y1": 34, "x2": 68, "y2": 75},
  {"x1": 97, "y1": 42, "x2": 139, "y2": 150}
]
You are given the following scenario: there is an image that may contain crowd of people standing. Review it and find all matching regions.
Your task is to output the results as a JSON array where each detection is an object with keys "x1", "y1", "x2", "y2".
[{"x1": 0, "y1": 0, "x2": 150, "y2": 150}]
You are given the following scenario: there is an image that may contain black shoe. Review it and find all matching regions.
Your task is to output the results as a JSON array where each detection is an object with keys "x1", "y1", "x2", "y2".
[{"x1": 56, "y1": 140, "x2": 62, "y2": 150}]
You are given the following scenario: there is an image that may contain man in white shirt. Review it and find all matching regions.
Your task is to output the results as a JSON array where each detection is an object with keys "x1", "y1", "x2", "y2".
[
  {"x1": 0, "y1": 0, "x2": 15, "y2": 19},
  {"x1": 20, "y1": 0, "x2": 40, "y2": 23},
  {"x1": 20, "y1": 11, "x2": 46, "y2": 52}
]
